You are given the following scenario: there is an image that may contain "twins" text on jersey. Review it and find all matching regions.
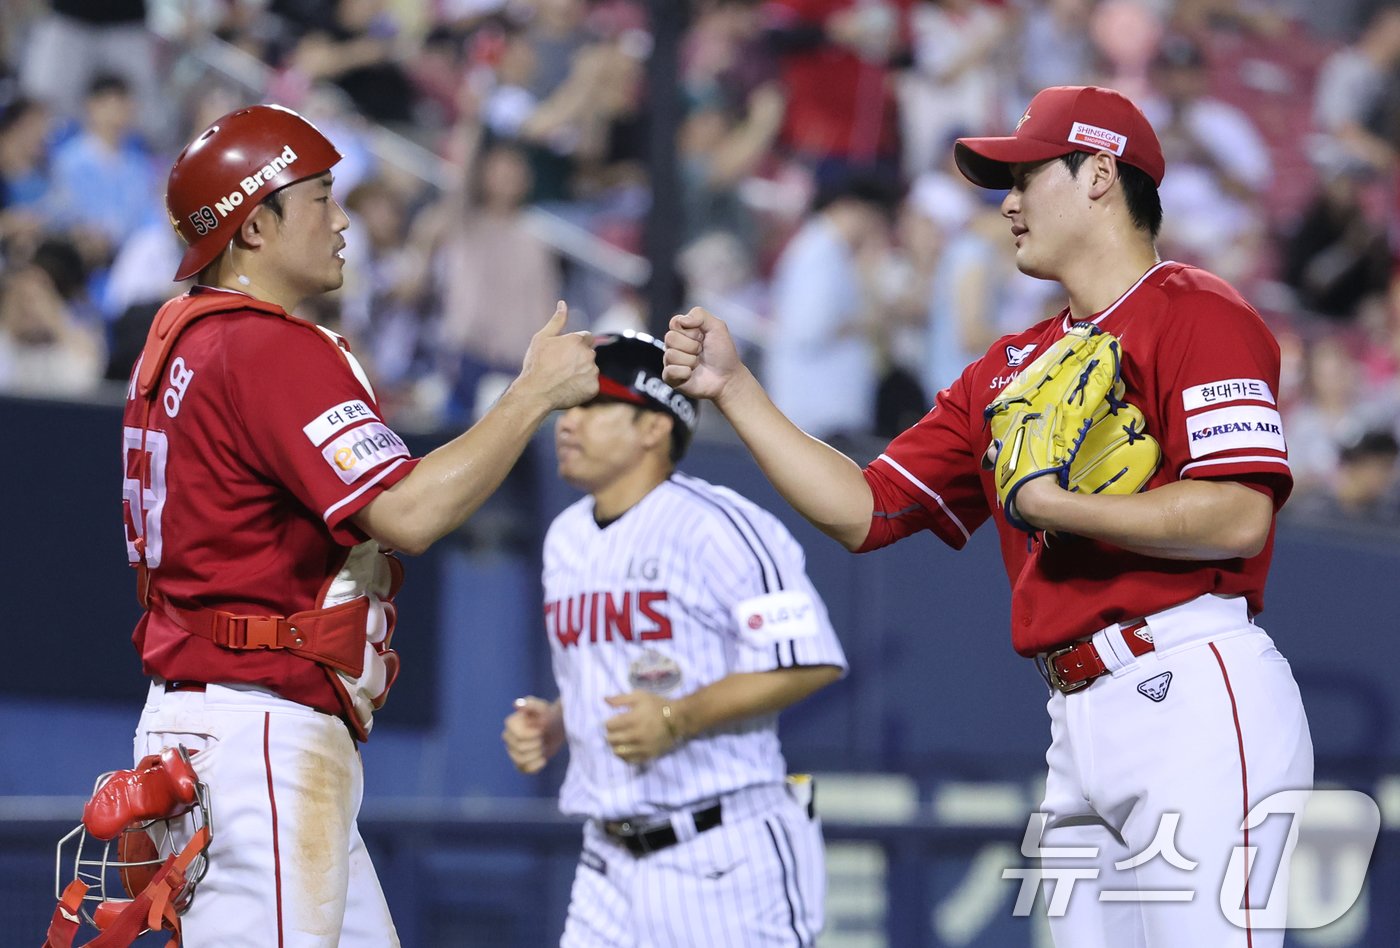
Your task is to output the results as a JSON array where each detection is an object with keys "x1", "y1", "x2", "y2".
[{"x1": 545, "y1": 590, "x2": 673, "y2": 648}]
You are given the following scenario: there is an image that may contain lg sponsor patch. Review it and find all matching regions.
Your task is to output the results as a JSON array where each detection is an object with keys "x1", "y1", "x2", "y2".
[
  {"x1": 1186, "y1": 406, "x2": 1285, "y2": 458},
  {"x1": 734, "y1": 590, "x2": 821, "y2": 644},
  {"x1": 321, "y1": 422, "x2": 409, "y2": 483}
]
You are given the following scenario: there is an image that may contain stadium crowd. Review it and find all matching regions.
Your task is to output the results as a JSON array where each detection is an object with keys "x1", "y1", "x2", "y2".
[{"x1": 1, "y1": 0, "x2": 1398, "y2": 525}]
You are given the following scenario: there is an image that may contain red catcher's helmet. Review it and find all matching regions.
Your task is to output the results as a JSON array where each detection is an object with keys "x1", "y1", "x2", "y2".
[{"x1": 166, "y1": 104, "x2": 342, "y2": 281}]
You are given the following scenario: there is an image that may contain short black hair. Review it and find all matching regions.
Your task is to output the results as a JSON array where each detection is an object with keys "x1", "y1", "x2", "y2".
[
  {"x1": 0, "y1": 96, "x2": 42, "y2": 136},
  {"x1": 87, "y1": 73, "x2": 130, "y2": 99},
  {"x1": 1154, "y1": 34, "x2": 1206, "y2": 72},
  {"x1": 1340, "y1": 428, "x2": 1400, "y2": 463},
  {"x1": 812, "y1": 172, "x2": 903, "y2": 220},
  {"x1": 261, "y1": 188, "x2": 287, "y2": 220},
  {"x1": 1060, "y1": 150, "x2": 1163, "y2": 238},
  {"x1": 629, "y1": 405, "x2": 690, "y2": 464},
  {"x1": 31, "y1": 236, "x2": 88, "y2": 301}
]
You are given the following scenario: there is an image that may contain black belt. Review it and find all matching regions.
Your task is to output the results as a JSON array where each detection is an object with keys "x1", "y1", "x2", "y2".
[
  {"x1": 164, "y1": 680, "x2": 208, "y2": 693},
  {"x1": 602, "y1": 802, "x2": 723, "y2": 856}
]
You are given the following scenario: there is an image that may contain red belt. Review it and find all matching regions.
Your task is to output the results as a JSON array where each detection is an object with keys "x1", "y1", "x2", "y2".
[{"x1": 1041, "y1": 620, "x2": 1153, "y2": 694}]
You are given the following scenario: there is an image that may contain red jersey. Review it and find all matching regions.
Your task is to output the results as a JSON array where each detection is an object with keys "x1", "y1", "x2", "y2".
[
  {"x1": 121, "y1": 288, "x2": 418, "y2": 715},
  {"x1": 764, "y1": 0, "x2": 911, "y2": 162},
  {"x1": 860, "y1": 262, "x2": 1291, "y2": 655}
]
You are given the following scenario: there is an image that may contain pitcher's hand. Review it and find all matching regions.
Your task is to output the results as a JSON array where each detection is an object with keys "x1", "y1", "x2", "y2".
[{"x1": 662, "y1": 307, "x2": 748, "y2": 405}]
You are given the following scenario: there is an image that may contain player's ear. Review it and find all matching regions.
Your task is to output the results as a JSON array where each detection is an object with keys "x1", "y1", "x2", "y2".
[
  {"x1": 640, "y1": 411, "x2": 673, "y2": 453},
  {"x1": 237, "y1": 204, "x2": 274, "y2": 250},
  {"x1": 1086, "y1": 152, "x2": 1118, "y2": 200}
]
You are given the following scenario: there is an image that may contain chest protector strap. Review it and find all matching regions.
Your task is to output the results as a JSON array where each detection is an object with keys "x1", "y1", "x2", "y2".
[
  {"x1": 153, "y1": 595, "x2": 370, "y2": 677},
  {"x1": 129, "y1": 292, "x2": 396, "y2": 736}
]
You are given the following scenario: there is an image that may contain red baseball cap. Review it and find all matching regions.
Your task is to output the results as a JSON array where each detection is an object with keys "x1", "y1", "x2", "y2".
[{"x1": 954, "y1": 85, "x2": 1165, "y2": 190}]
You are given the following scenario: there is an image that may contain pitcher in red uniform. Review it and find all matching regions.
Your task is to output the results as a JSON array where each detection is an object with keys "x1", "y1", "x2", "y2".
[
  {"x1": 665, "y1": 85, "x2": 1312, "y2": 947},
  {"x1": 121, "y1": 104, "x2": 597, "y2": 945}
]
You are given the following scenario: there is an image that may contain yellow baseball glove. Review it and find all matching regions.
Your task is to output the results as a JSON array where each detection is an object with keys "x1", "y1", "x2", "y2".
[{"x1": 985, "y1": 324, "x2": 1161, "y2": 532}]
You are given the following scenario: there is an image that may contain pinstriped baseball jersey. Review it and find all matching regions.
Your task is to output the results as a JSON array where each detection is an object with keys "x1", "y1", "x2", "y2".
[{"x1": 543, "y1": 471, "x2": 847, "y2": 821}]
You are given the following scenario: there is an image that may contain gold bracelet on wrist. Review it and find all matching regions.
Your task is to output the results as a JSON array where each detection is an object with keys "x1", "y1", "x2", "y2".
[{"x1": 660, "y1": 703, "x2": 683, "y2": 742}]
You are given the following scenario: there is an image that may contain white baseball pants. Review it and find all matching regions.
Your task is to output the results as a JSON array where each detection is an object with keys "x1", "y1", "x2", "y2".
[
  {"x1": 1037, "y1": 594, "x2": 1314, "y2": 948},
  {"x1": 134, "y1": 681, "x2": 400, "y2": 947},
  {"x1": 562, "y1": 783, "x2": 825, "y2": 947}
]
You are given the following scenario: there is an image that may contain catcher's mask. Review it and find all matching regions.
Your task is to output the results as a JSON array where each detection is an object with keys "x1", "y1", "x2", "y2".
[{"x1": 47, "y1": 746, "x2": 212, "y2": 948}]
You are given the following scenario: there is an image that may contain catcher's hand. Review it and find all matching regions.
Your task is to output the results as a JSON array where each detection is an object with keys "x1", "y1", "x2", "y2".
[{"x1": 984, "y1": 324, "x2": 1160, "y2": 532}]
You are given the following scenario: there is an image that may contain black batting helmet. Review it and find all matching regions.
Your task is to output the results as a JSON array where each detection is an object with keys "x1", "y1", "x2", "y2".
[{"x1": 593, "y1": 331, "x2": 700, "y2": 460}]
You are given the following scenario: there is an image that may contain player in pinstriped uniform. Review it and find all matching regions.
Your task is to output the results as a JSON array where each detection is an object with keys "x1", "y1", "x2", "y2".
[{"x1": 503, "y1": 331, "x2": 847, "y2": 948}]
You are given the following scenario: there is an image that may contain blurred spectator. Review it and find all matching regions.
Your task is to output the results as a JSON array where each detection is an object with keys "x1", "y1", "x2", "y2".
[
  {"x1": 45, "y1": 74, "x2": 160, "y2": 265},
  {"x1": 1141, "y1": 34, "x2": 1272, "y2": 282},
  {"x1": 1016, "y1": 0, "x2": 1097, "y2": 109},
  {"x1": 430, "y1": 112, "x2": 563, "y2": 423},
  {"x1": 764, "y1": 0, "x2": 913, "y2": 190},
  {"x1": 0, "y1": 96, "x2": 52, "y2": 263},
  {"x1": 295, "y1": 87, "x2": 379, "y2": 194},
  {"x1": 0, "y1": 236, "x2": 104, "y2": 395},
  {"x1": 1287, "y1": 427, "x2": 1400, "y2": 524},
  {"x1": 271, "y1": 0, "x2": 419, "y2": 125},
  {"x1": 1281, "y1": 164, "x2": 1391, "y2": 321},
  {"x1": 919, "y1": 182, "x2": 1013, "y2": 398},
  {"x1": 681, "y1": 0, "x2": 785, "y2": 251},
  {"x1": 683, "y1": 0, "x2": 778, "y2": 108},
  {"x1": 1088, "y1": 0, "x2": 1163, "y2": 103},
  {"x1": 678, "y1": 229, "x2": 770, "y2": 353},
  {"x1": 481, "y1": 28, "x2": 616, "y2": 202},
  {"x1": 1282, "y1": 333, "x2": 1397, "y2": 494},
  {"x1": 898, "y1": 0, "x2": 1008, "y2": 178},
  {"x1": 407, "y1": 25, "x2": 472, "y2": 129},
  {"x1": 524, "y1": 0, "x2": 596, "y2": 95},
  {"x1": 575, "y1": 33, "x2": 650, "y2": 202},
  {"x1": 17, "y1": 0, "x2": 164, "y2": 141},
  {"x1": 679, "y1": 82, "x2": 787, "y2": 251},
  {"x1": 1169, "y1": 0, "x2": 1293, "y2": 43},
  {"x1": 337, "y1": 176, "x2": 435, "y2": 409},
  {"x1": 439, "y1": 0, "x2": 512, "y2": 30},
  {"x1": 1310, "y1": 4, "x2": 1400, "y2": 175},
  {"x1": 1350, "y1": 289, "x2": 1400, "y2": 426},
  {"x1": 147, "y1": 0, "x2": 265, "y2": 51},
  {"x1": 101, "y1": 221, "x2": 186, "y2": 381},
  {"x1": 763, "y1": 174, "x2": 899, "y2": 439}
]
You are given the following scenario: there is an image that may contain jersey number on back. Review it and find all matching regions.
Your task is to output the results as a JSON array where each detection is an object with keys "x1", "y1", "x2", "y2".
[{"x1": 122, "y1": 427, "x2": 168, "y2": 568}]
